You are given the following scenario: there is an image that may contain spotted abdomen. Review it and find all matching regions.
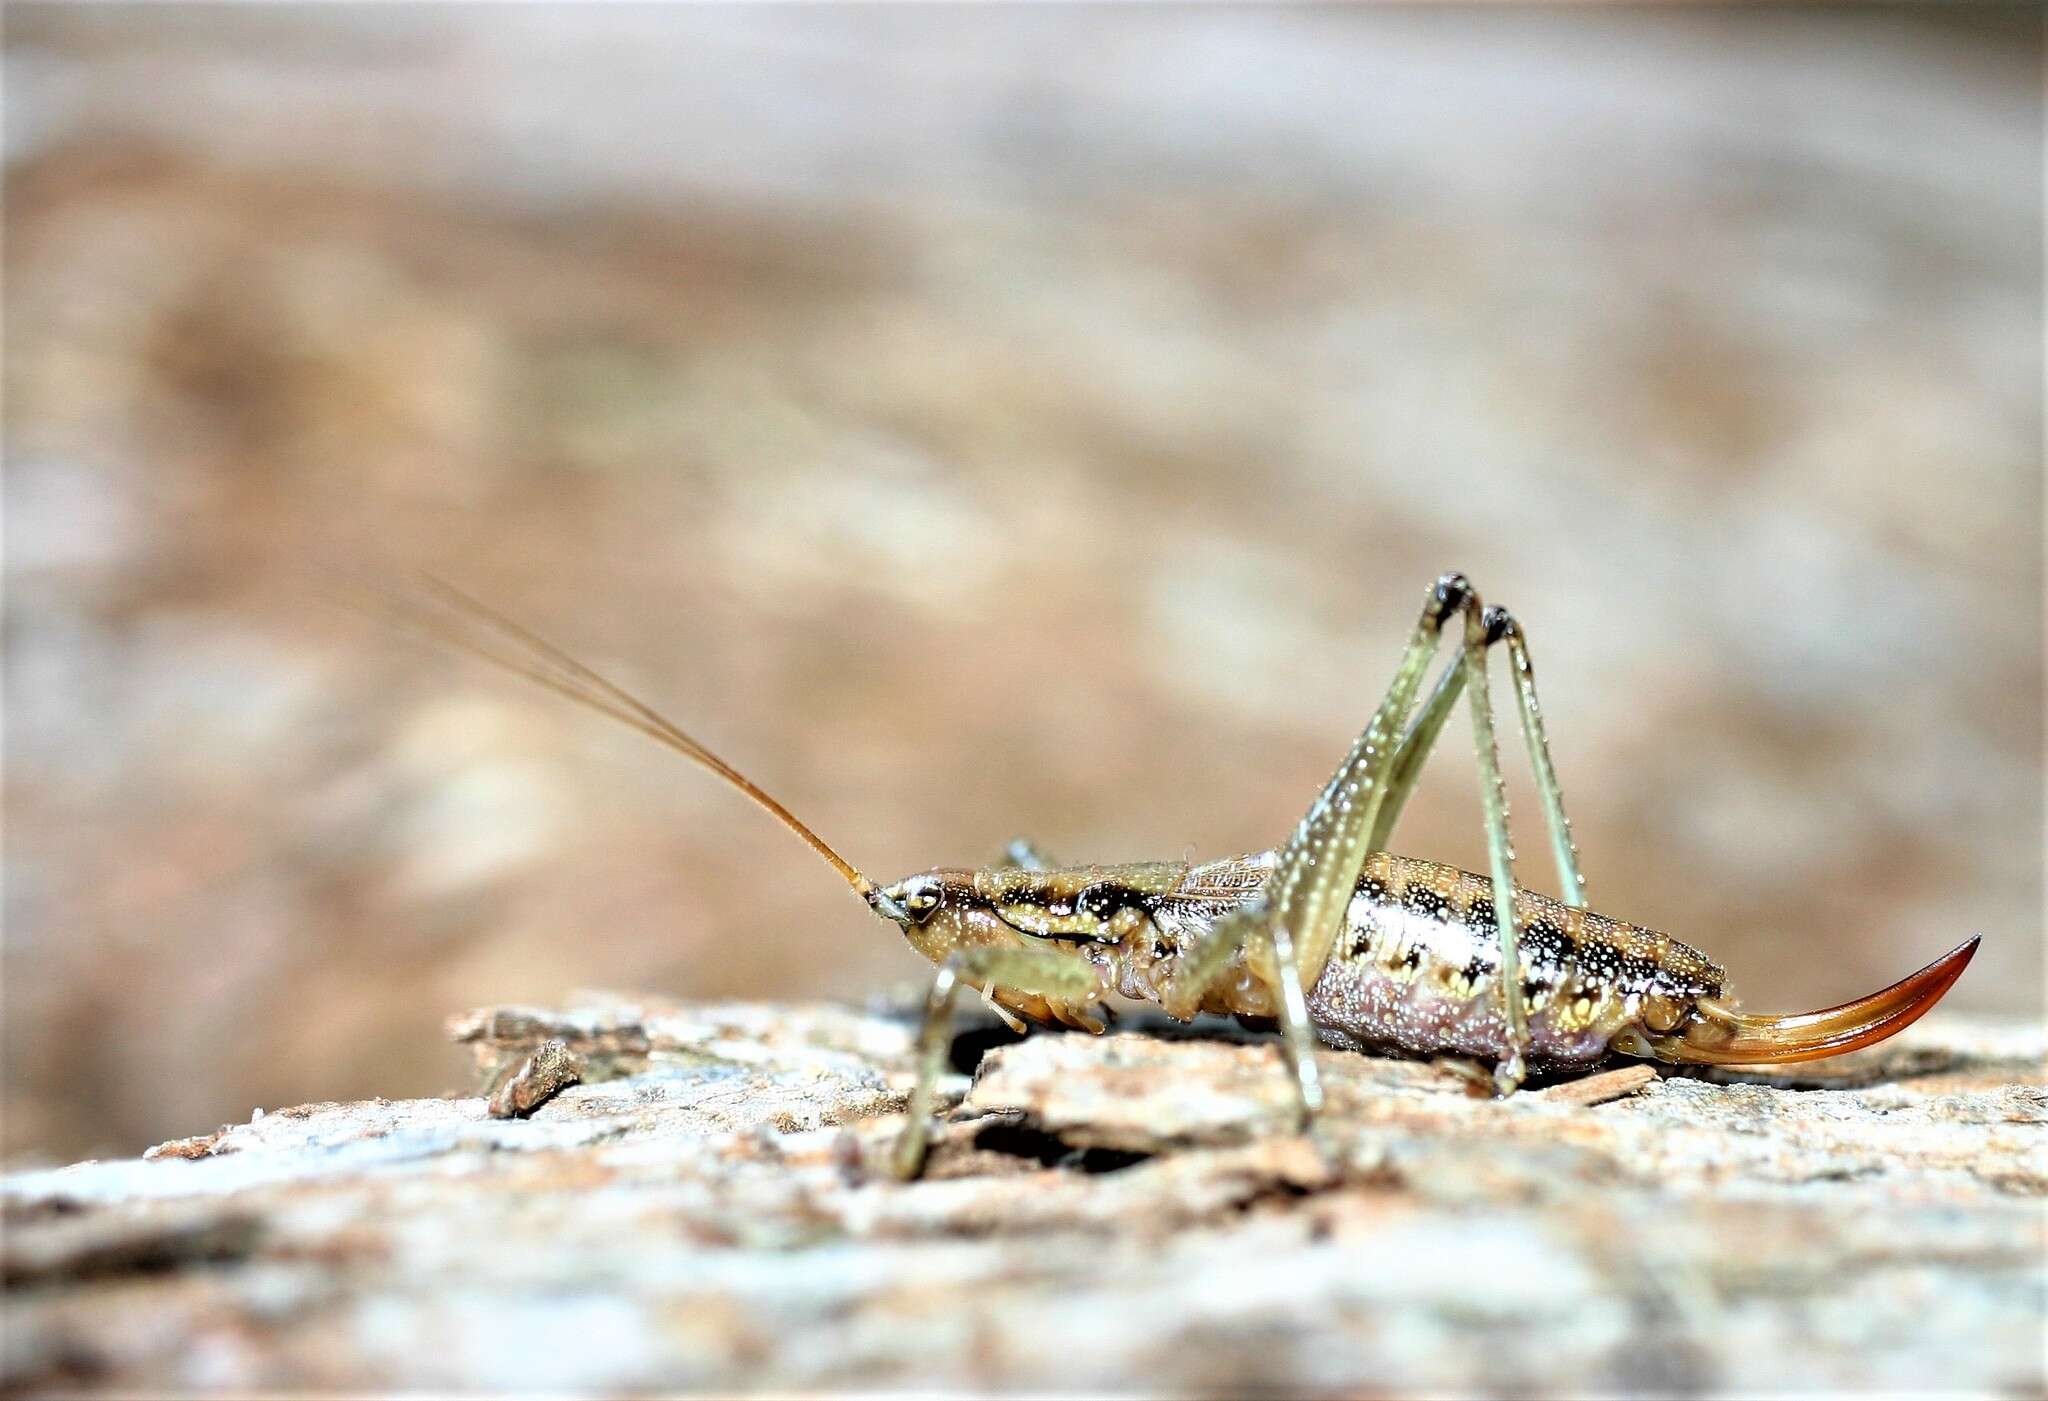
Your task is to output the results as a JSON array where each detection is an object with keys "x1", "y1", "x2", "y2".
[{"x1": 1304, "y1": 852, "x2": 1724, "y2": 1067}]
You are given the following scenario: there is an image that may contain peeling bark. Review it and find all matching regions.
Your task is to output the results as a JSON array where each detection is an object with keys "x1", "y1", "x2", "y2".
[
  {"x1": 4, "y1": 999, "x2": 2042, "y2": 1395},
  {"x1": 485, "y1": 1040, "x2": 584, "y2": 1119}
]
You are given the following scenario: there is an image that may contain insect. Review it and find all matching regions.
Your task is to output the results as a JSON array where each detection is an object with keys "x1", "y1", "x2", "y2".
[{"x1": 387, "y1": 572, "x2": 1979, "y2": 1179}]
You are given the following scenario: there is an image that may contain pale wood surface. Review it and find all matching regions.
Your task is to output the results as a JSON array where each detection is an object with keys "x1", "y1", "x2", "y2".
[{"x1": 4, "y1": 1000, "x2": 2042, "y2": 1395}]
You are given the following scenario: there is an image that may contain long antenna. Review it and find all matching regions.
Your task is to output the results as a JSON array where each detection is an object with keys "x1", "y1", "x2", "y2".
[{"x1": 356, "y1": 573, "x2": 891, "y2": 912}]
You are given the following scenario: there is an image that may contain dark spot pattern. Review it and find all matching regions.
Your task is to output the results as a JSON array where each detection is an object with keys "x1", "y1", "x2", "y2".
[
  {"x1": 1341, "y1": 853, "x2": 1723, "y2": 1013},
  {"x1": 1078, "y1": 883, "x2": 1144, "y2": 920},
  {"x1": 1403, "y1": 884, "x2": 1453, "y2": 920}
]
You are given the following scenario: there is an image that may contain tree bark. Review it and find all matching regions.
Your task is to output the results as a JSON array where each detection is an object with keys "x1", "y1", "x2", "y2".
[{"x1": 4, "y1": 997, "x2": 2042, "y2": 1395}]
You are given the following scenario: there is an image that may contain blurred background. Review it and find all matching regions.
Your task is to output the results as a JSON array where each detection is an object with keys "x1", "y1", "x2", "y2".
[{"x1": 5, "y1": 6, "x2": 2041, "y2": 1163}]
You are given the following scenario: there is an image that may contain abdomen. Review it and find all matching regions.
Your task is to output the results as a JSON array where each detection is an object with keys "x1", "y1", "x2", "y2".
[{"x1": 1304, "y1": 853, "x2": 1724, "y2": 1067}]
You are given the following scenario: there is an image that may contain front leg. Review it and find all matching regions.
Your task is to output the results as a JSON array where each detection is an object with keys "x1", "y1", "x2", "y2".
[{"x1": 891, "y1": 944, "x2": 1100, "y2": 1181}]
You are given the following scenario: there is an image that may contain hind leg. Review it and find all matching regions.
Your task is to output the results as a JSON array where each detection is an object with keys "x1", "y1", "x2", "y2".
[
  {"x1": 1366, "y1": 606, "x2": 1507, "y2": 854},
  {"x1": 1497, "y1": 617, "x2": 1587, "y2": 907},
  {"x1": 1367, "y1": 592, "x2": 1595, "y2": 1091},
  {"x1": 1161, "y1": 574, "x2": 1477, "y2": 1127},
  {"x1": 1452, "y1": 594, "x2": 1535, "y2": 1091},
  {"x1": 1368, "y1": 609, "x2": 1589, "y2": 909},
  {"x1": 1171, "y1": 574, "x2": 1583, "y2": 1109}
]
